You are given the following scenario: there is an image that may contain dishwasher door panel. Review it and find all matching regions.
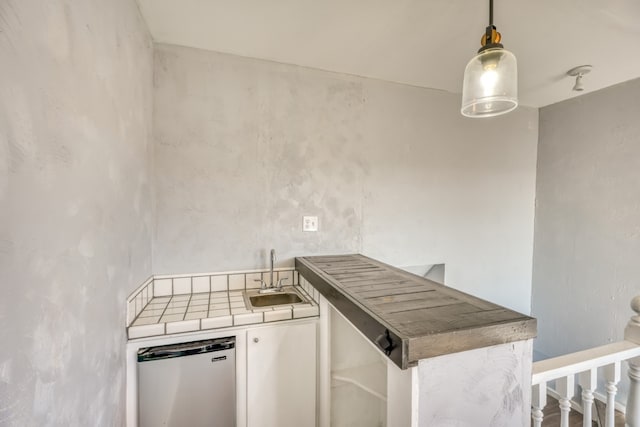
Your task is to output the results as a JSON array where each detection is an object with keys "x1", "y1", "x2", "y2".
[{"x1": 138, "y1": 347, "x2": 235, "y2": 427}]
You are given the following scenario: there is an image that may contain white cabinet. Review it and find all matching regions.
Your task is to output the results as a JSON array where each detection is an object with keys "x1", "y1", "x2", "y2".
[{"x1": 247, "y1": 321, "x2": 317, "y2": 427}]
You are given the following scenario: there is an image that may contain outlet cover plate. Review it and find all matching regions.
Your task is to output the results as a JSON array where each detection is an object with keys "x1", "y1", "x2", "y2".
[{"x1": 303, "y1": 216, "x2": 318, "y2": 232}]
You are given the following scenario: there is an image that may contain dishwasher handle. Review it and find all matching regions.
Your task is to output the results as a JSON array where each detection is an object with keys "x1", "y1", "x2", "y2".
[{"x1": 137, "y1": 337, "x2": 235, "y2": 362}]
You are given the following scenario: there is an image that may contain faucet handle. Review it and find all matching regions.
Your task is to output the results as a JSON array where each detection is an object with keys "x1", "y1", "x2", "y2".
[
  {"x1": 276, "y1": 278, "x2": 288, "y2": 289},
  {"x1": 254, "y1": 279, "x2": 268, "y2": 289}
]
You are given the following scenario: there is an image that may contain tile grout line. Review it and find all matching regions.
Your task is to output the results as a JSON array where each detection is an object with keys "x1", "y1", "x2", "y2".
[
  {"x1": 183, "y1": 290, "x2": 192, "y2": 322},
  {"x1": 158, "y1": 296, "x2": 171, "y2": 325},
  {"x1": 133, "y1": 293, "x2": 138, "y2": 325},
  {"x1": 207, "y1": 275, "x2": 212, "y2": 318}
]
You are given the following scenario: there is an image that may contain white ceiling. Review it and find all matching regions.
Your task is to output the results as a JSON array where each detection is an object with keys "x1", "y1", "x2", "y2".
[{"x1": 137, "y1": 0, "x2": 640, "y2": 107}]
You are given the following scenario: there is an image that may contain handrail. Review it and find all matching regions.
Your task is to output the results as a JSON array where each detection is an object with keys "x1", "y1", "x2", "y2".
[
  {"x1": 532, "y1": 340, "x2": 640, "y2": 385},
  {"x1": 531, "y1": 295, "x2": 640, "y2": 427}
]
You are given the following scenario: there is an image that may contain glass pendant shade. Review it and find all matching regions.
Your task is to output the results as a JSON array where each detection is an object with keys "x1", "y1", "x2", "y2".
[{"x1": 461, "y1": 47, "x2": 518, "y2": 118}]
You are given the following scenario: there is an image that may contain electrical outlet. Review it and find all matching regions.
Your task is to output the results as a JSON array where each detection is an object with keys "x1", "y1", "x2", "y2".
[{"x1": 303, "y1": 216, "x2": 318, "y2": 232}]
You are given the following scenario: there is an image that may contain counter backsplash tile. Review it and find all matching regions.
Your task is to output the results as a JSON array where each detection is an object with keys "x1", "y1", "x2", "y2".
[
  {"x1": 126, "y1": 276, "x2": 153, "y2": 325},
  {"x1": 228, "y1": 274, "x2": 244, "y2": 291},
  {"x1": 211, "y1": 276, "x2": 228, "y2": 292},
  {"x1": 173, "y1": 277, "x2": 191, "y2": 294},
  {"x1": 246, "y1": 273, "x2": 262, "y2": 289},
  {"x1": 192, "y1": 276, "x2": 210, "y2": 293},
  {"x1": 153, "y1": 279, "x2": 172, "y2": 296}
]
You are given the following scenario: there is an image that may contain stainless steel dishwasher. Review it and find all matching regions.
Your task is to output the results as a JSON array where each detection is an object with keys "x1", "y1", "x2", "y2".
[{"x1": 137, "y1": 336, "x2": 236, "y2": 427}]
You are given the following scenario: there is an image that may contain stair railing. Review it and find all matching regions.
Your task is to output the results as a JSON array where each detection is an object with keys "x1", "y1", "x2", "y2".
[{"x1": 531, "y1": 295, "x2": 640, "y2": 427}]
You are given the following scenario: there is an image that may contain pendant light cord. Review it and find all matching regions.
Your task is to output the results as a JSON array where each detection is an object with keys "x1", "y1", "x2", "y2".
[
  {"x1": 479, "y1": 0, "x2": 501, "y2": 52},
  {"x1": 489, "y1": 0, "x2": 494, "y2": 26}
]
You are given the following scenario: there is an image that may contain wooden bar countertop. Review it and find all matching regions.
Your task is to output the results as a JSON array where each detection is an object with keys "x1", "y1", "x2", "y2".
[{"x1": 295, "y1": 254, "x2": 537, "y2": 369}]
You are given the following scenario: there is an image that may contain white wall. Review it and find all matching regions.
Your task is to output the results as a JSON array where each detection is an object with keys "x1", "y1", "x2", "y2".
[
  {"x1": 152, "y1": 44, "x2": 539, "y2": 314},
  {"x1": 418, "y1": 340, "x2": 533, "y2": 425},
  {"x1": 533, "y1": 78, "x2": 640, "y2": 358},
  {"x1": 0, "y1": 0, "x2": 153, "y2": 424}
]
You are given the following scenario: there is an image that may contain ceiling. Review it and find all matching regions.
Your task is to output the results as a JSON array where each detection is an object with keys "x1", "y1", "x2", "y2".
[{"x1": 136, "y1": 0, "x2": 640, "y2": 108}]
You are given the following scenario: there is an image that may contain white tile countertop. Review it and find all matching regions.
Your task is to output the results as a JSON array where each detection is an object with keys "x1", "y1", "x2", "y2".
[{"x1": 127, "y1": 268, "x2": 320, "y2": 339}]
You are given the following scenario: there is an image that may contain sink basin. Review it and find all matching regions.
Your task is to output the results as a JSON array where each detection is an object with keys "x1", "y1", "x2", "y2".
[
  {"x1": 244, "y1": 287, "x2": 306, "y2": 308},
  {"x1": 249, "y1": 292, "x2": 303, "y2": 307}
]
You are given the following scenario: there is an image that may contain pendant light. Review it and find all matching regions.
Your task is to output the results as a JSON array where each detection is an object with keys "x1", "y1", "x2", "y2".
[{"x1": 461, "y1": 0, "x2": 518, "y2": 118}]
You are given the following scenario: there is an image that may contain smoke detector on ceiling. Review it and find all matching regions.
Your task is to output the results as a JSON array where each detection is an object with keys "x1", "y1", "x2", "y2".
[{"x1": 567, "y1": 65, "x2": 593, "y2": 91}]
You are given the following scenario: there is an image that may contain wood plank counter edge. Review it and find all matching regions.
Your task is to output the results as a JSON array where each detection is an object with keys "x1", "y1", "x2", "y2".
[{"x1": 295, "y1": 254, "x2": 537, "y2": 369}]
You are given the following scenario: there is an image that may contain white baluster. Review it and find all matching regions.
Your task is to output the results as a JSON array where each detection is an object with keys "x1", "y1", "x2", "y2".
[
  {"x1": 603, "y1": 362, "x2": 621, "y2": 427},
  {"x1": 557, "y1": 376, "x2": 575, "y2": 427},
  {"x1": 532, "y1": 382, "x2": 547, "y2": 427},
  {"x1": 629, "y1": 360, "x2": 640, "y2": 427},
  {"x1": 579, "y1": 369, "x2": 596, "y2": 427},
  {"x1": 625, "y1": 295, "x2": 640, "y2": 427}
]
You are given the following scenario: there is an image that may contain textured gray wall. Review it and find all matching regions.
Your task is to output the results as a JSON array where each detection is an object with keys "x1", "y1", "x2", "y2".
[
  {"x1": 0, "y1": 1, "x2": 153, "y2": 425},
  {"x1": 418, "y1": 340, "x2": 532, "y2": 425},
  {"x1": 153, "y1": 44, "x2": 539, "y2": 314},
  {"x1": 533, "y1": 78, "x2": 640, "y2": 359}
]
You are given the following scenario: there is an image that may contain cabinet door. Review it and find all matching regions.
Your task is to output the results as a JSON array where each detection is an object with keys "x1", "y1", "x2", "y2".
[{"x1": 247, "y1": 321, "x2": 317, "y2": 427}]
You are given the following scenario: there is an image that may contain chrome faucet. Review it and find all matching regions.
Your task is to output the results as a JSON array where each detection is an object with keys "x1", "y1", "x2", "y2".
[
  {"x1": 270, "y1": 248, "x2": 275, "y2": 289},
  {"x1": 256, "y1": 248, "x2": 287, "y2": 294}
]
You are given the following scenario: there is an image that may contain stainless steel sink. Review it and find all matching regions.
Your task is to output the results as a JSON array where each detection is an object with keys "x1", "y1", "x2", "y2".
[{"x1": 244, "y1": 287, "x2": 305, "y2": 309}]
